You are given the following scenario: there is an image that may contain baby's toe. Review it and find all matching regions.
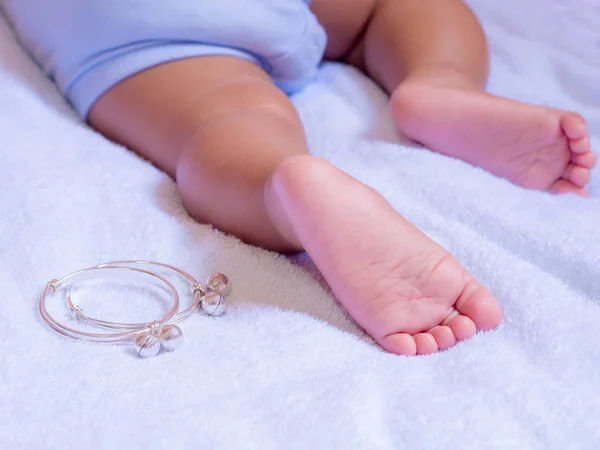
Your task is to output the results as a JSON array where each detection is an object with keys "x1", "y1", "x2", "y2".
[
  {"x1": 453, "y1": 280, "x2": 503, "y2": 331},
  {"x1": 564, "y1": 164, "x2": 591, "y2": 187},
  {"x1": 380, "y1": 333, "x2": 417, "y2": 356},
  {"x1": 429, "y1": 326, "x2": 457, "y2": 350},
  {"x1": 570, "y1": 136, "x2": 591, "y2": 154},
  {"x1": 561, "y1": 113, "x2": 587, "y2": 140},
  {"x1": 550, "y1": 179, "x2": 589, "y2": 196},
  {"x1": 572, "y1": 151, "x2": 596, "y2": 169},
  {"x1": 447, "y1": 315, "x2": 476, "y2": 341},
  {"x1": 414, "y1": 333, "x2": 439, "y2": 355}
]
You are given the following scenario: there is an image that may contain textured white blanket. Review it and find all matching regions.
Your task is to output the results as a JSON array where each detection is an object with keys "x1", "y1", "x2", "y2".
[{"x1": 1, "y1": 1, "x2": 599, "y2": 449}]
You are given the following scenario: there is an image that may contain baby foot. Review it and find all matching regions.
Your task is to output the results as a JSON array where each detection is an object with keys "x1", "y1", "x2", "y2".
[
  {"x1": 391, "y1": 81, "x2": 596, "y2": 196},
  {"x1": 267, "y1": 155, "x2": 502, "y2": 355}
]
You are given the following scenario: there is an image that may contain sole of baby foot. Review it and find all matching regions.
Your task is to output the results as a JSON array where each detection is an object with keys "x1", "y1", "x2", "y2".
[
  {"x1": 391, "y1": 81, "x2": 595, "y2": 196},
  {"x1": 265, "y1": 154, "x2": 503, "y2": 356}
]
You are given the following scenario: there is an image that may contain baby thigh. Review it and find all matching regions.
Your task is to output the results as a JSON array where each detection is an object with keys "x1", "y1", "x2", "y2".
[{"x1": 88, "y1": 56, "x2": 309, "y2": 251}]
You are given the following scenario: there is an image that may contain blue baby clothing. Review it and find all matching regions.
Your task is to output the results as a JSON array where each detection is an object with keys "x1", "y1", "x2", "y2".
[{"x1": 0, "y1": 0, "x2": 327, "y2": 118}]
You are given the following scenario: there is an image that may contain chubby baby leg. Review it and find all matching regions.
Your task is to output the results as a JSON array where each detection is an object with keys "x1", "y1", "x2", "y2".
[
  {"x1": 88, "y1": 56, "x2": 501, "y2": 355},
  {"x1": 89, "y1": 57, "x2": 307, "y2": 251},
  {"x1": 312, "y1": 0, "x2": 595, "y2": 195}
]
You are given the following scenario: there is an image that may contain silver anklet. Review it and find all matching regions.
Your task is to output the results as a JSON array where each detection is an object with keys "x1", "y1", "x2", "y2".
[{"x1": 39, "y1": 261, "x2": 230, "y2": 358}]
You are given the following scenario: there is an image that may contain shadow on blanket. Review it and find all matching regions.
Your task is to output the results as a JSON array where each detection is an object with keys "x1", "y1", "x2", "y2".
[{"x1": 153, "y1": 177, "x2": 375, "y2": 344}]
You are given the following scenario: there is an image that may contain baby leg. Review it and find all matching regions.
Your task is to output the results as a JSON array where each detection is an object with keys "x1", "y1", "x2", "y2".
[
  {"x1": 89, "y1": 56, "x2": 501, "y2": 355},
  {"x1": 89, "y1": 57, "x2": 307, "y2": 252},
  {"x1": 312, "y1": 0, "x2": 595, "y2": 195}
]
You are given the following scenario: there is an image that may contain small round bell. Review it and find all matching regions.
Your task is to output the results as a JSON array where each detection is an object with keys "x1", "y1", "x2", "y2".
[
  {"x1": 206, "y1": 273, "x2": 231, "y2": 296},
  {"x1": 134, "y1": 331, "x2": 161, "y2": 358},
  {"x1": 201, "y1": 291, "x2": 227, "y2": 316},
  {"x1": 160, "y1": 324, "x2": 184, "y2": 352}
]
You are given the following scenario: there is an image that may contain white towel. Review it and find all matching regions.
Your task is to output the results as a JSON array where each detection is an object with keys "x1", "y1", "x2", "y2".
[{"x1": 1, "y1": 0, "x2": 599, "y2": 448}]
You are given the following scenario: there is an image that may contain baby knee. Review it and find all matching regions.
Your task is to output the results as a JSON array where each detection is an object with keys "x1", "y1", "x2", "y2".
[{"x1": 186, "y1": 77, "x2": 298, "y2": 129}]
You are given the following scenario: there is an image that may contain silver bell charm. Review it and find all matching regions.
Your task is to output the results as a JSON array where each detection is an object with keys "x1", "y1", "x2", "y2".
[
  {"x1": 160, "y1": 324, "x2": 184, "y2": 352},
  {"x1": 134, "y1": 331, "x2": 161, "y2": 358},
  {"x1": 206, "y1": 273, "x2": 231, "y2": 296},
  {"x1": 134, "y1": 323, "x2": 184, "y2": 357},
  {"x1": 201, "y1": 291, "x2": 227, "y2": 316}
]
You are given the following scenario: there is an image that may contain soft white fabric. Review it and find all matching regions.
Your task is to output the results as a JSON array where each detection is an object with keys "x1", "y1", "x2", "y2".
[{"x1": 1, "y1": 0, "x2": 600, "y2": 449}]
